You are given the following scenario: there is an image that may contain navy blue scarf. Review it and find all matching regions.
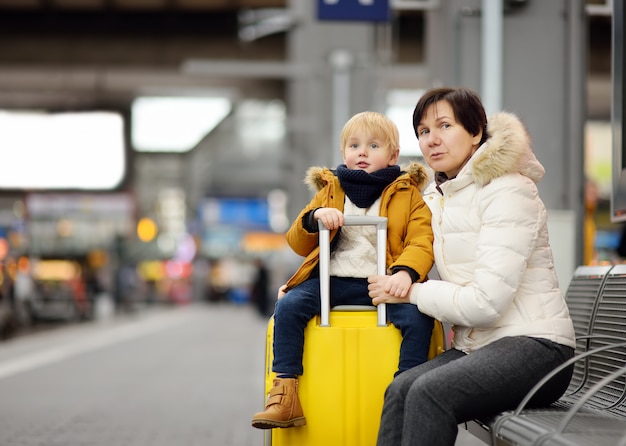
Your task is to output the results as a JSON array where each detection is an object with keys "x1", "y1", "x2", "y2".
[{"x1": 336, "y1": 164, "x2": 401, "y2": 208}]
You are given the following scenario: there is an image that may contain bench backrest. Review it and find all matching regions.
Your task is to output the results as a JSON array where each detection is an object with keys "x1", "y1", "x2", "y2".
[
  {"x1": 586, "y1": 264, "x2": 626, "y2": 416},
  {"x1": 562, "y1": 265, "x2": 613, "y2": 398}
]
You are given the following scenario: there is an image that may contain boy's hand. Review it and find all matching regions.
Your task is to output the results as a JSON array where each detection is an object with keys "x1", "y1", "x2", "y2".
[
  {"x1": 367, "y1": 274, "x2": 411, "y2": 305},
  {"x1": 277, "y1": 284, "x2": 287, "y2": 300},
  {"x1": 313, "y1": 208, "x2": 344, "y2": 230}
]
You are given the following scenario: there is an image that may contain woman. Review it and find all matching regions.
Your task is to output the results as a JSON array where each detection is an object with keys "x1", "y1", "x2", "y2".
[{"x1": 368, "y1": 87, "x2": 576, "y2": 446}]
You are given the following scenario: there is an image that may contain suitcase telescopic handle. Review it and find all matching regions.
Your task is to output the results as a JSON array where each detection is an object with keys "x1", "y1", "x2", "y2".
[{"x1": 318, "y1": 216, "x2": 388, "y2": 327}]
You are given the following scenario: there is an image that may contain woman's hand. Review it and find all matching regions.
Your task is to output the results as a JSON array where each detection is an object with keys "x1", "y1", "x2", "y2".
[{"x1": 368, "y1": 275, "x2": 412, "y2": 305}]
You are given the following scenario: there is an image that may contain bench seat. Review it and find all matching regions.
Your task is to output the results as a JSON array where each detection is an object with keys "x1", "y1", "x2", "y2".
[
  {"x1": 466, "y1": 264, "x2": 626, "y2": 445},
  {"x1": 494, "y1": 408, "x2": 624, "y2": 445}
]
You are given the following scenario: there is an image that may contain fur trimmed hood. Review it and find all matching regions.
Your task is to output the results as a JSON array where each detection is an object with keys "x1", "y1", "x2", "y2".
[
  {"x1": 470, "y1": 112, "x2": 545, "y2": 186},
  {"x1": 304, "y1": 161, "x2": 430, "y2": 192}
]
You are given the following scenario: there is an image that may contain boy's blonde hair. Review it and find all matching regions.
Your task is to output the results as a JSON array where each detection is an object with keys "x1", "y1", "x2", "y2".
[{"x1": 339, "y1": 111, "x2": 400, "y2": 155}]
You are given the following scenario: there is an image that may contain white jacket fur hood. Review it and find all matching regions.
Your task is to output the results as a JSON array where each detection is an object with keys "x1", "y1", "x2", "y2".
[
  {"x1": 470, "y1": 112, "x2": 545, "y2": 186},
  {"x1": 415, "y1": 112, "x2": 576, "y2": 353}
]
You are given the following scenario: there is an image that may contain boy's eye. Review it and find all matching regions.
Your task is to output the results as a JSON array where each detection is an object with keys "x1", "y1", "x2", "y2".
[{"x1": 370, "y1": 143, "x2": 379, "y2": 149}]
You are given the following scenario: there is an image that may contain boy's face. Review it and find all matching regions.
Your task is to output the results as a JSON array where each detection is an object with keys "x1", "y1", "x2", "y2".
[{"x1": 342, "y1": 129, "x2": 399, "y2": 173}]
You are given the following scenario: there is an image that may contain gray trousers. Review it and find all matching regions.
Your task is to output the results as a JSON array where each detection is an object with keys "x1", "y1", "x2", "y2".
[{"x1": 376, "y1": 336, "x2": 575, "y2": 446}]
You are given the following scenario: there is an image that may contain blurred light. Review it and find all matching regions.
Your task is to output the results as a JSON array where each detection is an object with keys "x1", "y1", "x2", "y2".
[
  {"x1": 242, "y1": 232, "x2": 287, "y2": 252},
  {"x1": 0, "y1": 238, "x2": 8, "y2": 260},
  {"x1": 87, "y1": 250, "x2": 108, "y2": 268},
  {"x1": 33, "y1": 260, "x2": 80, "y2": 281},
  {"x1": 137, "y1": 217, "x2": 158, "y2": 242},
  {"x1": 165, "y1": 260, "x2": 192, "y2": 279},
  {"x1": 131, "y1": 96, "x2": 232, "y2": 152},
  {"x1": 138, "y1": 260, "x2": 165, "y2": 281},
  {"x1": 0, "y1": 111, "x2": 125, "y2": 190},
  {"x1": 386, "y1": 89, "x2": 425, "y2": 157},
  {"x1": 174, "y1": 233, "x2": 196, "y2": 263},
  {"x1": 17, "y1": 256, "x2": 30, "y2": 272}
]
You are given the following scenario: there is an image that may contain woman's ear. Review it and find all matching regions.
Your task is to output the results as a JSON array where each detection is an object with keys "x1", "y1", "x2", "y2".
[{"x1": 472, "y1": 130, "x2": 483, "y2": 146}]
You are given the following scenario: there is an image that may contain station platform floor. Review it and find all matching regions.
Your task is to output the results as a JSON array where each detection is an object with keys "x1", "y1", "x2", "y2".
[{"x1": 0, "y1": 302, "x2": 484, "y2": 446}]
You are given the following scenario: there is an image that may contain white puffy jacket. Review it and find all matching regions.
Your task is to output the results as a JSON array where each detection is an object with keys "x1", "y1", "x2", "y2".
[{"x1": 410, "y1": 112, "x2": 576, "y2": 353}]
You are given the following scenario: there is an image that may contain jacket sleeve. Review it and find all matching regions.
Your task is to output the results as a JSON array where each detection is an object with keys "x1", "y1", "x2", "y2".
[
  {"x1": 388, "y1": 189, "x2": 434, "y2": 283},
  {"x1": 411, "y1": 175, "x2": 543, "y2": 327},
  {"x1": 285, "y1": 187, "x2": 334, "y2": 258}
]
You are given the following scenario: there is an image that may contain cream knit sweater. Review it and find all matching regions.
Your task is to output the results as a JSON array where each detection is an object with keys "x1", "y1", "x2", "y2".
[{"x1": 329, "y1": 197, "x2": 381, "y2": 278}]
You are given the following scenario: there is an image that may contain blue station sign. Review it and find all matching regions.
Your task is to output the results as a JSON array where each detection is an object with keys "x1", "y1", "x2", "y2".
[{"x1": 317, "y1": 0, "x2": 391, "y2": 22}]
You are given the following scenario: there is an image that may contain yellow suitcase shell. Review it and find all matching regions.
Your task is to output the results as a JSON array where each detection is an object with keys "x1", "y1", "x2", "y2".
[{"x1": 262, "y1": 310, "x2": 445, "y2": 446}]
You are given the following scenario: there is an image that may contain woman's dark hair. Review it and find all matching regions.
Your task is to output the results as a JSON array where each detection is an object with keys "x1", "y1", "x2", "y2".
[{"x1": 412, "y1": 87, "x2": 489, "y2": 146}]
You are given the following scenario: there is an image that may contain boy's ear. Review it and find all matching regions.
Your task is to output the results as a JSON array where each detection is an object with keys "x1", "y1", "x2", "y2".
[{"x1": 388, "y1": 148, "x2": 400, "y2": 165}]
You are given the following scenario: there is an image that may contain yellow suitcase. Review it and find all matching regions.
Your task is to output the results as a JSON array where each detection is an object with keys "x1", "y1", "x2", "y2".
[{"x1": 262, "y1": 216, "x2": 445, "y2": 446}]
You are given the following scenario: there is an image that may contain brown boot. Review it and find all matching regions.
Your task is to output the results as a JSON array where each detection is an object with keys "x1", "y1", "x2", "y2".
[{"x1": 251, "y1": 378, "x2": 306, "y2": 429}]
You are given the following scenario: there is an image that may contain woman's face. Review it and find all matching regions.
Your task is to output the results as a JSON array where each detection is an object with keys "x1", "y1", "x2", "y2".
[{"x1": 415, "y1": 100, "x2": 482, "y2": 178}]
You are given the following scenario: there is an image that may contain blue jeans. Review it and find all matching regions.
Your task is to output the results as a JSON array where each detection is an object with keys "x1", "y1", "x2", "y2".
[
  {"x1": 272, "y1": 277, "x2": 434, "y2": 376},
  {"x1": 376, "y1": 336, "x2": 575, "y2": 446}
]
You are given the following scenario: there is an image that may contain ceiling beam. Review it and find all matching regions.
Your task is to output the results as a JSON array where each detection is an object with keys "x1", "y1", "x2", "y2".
[{"x1": 0, "y1": 0, "x2": 287, "y2": 10}]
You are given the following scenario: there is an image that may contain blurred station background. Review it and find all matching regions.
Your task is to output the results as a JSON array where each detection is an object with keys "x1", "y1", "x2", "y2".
[
  {"x1": 0, "y1": 1, "x2": 619, "y2": 445},
  {"x1": 0, "y1": 1, "x2": 614, "y2": 350}
]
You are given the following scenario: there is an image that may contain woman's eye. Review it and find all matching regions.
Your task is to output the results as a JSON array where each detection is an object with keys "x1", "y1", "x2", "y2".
[{"x1": 419, "y1": 129, "x2": 429, "y2": 136}]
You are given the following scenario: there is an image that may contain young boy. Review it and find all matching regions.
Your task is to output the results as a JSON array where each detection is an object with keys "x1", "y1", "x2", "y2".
[{"x1": 251, "y1": 111, "x2": 435, "y2": 430}]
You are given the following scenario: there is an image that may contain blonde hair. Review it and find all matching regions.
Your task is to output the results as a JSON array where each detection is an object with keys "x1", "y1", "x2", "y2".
[{"x1": 339, "y1": 111, "x2": 400, "y2": 155}]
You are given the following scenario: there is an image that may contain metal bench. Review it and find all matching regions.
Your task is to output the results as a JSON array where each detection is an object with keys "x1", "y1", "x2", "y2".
[{"x1": 466, "y1": 264, "x2": 626, "y2": 445}]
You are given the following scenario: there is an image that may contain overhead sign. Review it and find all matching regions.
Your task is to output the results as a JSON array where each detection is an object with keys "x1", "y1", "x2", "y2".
[
  {"x1": 317, "y1": 0, "x2": 391, "y2": 22},
  {"x1": 200, "y1": 197, "x2": 270, "y2": 230}
]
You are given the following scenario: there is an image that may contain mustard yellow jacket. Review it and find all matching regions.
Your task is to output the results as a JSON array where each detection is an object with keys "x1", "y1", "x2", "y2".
[{"x1": 284, "y1": 162, "x2": 434, "y2": 291}]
